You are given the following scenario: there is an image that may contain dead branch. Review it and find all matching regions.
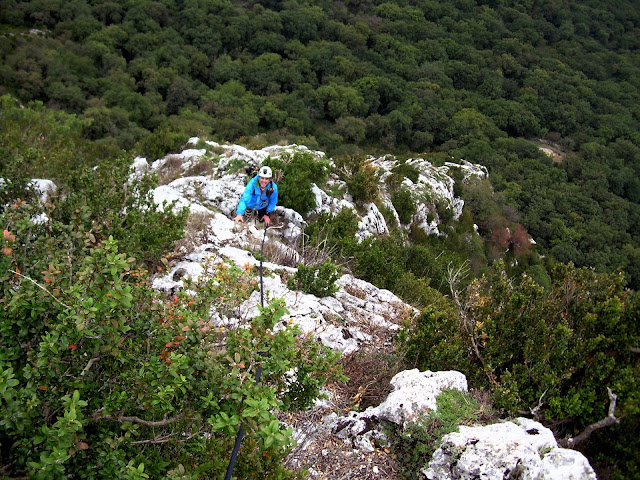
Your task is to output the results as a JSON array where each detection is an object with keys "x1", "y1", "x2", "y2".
[
  {"x1": 129, "y1": 431, "x2": 199, "y2": 445},
  {"x1": 630, "y1": 347, "x2": 640, "y2": 354},
  {"x1": 446, "y1": 262, "x2": 488, "y2": 374},
  {"x1": 80, "y1": 357, "x2": 100, "y2": 376},
  {"x1": 9, "y1": 269, "x2": 71, "y2": 309},
  {"x1": 559, "y1": 388, "x2": 619, "y2": 448},
  {"x1": 90, "y1": 411, "x2": 188, "y2": 427},
  {"x1": 530, "y1": 389, "x2": 547, "y2": 421}
]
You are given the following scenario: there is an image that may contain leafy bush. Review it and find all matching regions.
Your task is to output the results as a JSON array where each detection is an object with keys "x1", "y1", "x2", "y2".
[
  {"x1": 334, "y1": 154, "x2": 379, "y2": 205},
  {"x1": 264, "y1": 151, "x2": 330, "y2": 217},
  {"x1": 391, "y1": 188, "x2": 416, "y2": 224},
  {"x1": 287, "y1": 260, "x2": 342, "y2": 297},
  {"x1": 352, "y1": 234, "x2": 408, "y2": 291},
  {"x1": 53, "y1": 156, "x2": 188, "y2": 268},
  {"x1": 136, "y1": 125, "x2": 189, "y2": 161},
  {"x1": 389, "y1": 161, "x2": 421, "y2": 186},
  {"x1": 399, "y1": 260, "x2": 640, "y2": 471},
  {"x1": 302, "y1": 209, "x2": 361, "y2": 265},
  {"x1": 0, "y1": 96, "x2": 95, "y2": 201}
]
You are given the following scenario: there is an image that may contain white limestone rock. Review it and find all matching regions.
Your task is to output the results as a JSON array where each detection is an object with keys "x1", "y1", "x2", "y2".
[
  {"x1": 29, "y1": 179, "x2": 57, "y2": 203},
  {"x1": 310, "y1": 181, "x2": 352, "y2": 216},
  {"x1": 332, "y1": 370, "x2": 468, "y2": 451},
  {"x1": 536, "y1": 448, "x2": 598, "y2": 480},
  {"x1": 356, "y1": 202, "x2": 389, "y2": 240},
  {"x1": 370, "y1": 369, "x2": 468, "y2": 427},
  {"x1": 422, "y1": 418, "x2": 597, "y2": 480},
  {"x1": 151, "y1": 184, "x2": 211, "y2": 215},
  {"x1": 274, "y1": 205, "x2": 306, "y2": 243},
  {"x1": 129, "y1": 156, "x2": 150, "y2": 180}
]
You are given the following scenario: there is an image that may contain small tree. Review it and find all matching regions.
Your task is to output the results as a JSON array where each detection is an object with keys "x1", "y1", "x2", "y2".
[
  {"x1": 264, "y1": 151, "x2": 330, "y2": 217},
  {"x1": 334, "y1": 154, "x2": 379, "y2": 205}
]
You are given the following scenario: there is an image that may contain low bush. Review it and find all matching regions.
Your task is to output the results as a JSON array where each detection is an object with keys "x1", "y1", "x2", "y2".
[
  {"x1": 391, "y1": 188, "x2": 416, "y2": 225},
  {"x1": 398, "y1": 260, "x2": 640, "y2": 475},
  {"x1": 287, "y1": 259, "x2": 342, "y2": 297},
  {"x1": 0, "y1": 223, "x2": 344, "y2": 479},
  {"x1": 334, "y1": 154, "x2": 379, "y2": 205}
]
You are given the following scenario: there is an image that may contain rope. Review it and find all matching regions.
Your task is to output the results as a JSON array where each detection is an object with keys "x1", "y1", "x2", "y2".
[{"x1": 224, "y1": 223, "x2": 268, "y2": 480}]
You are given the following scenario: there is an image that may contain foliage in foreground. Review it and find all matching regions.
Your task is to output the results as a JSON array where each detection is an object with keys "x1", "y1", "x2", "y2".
[
  {"x1": 399, "y1": 262, "x2": 640, "y2": 479},
  {"x1": 0, "y1": 197, "x2": 343, "y2": 479}
]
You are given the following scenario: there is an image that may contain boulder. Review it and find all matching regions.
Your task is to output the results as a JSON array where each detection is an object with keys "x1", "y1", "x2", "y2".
[
  {"x1": 422, "y1": 418, "x2": 597, "y2": 480},
  {"x1": 333, "y1": 370, "x2": 468, "y2": 451}
]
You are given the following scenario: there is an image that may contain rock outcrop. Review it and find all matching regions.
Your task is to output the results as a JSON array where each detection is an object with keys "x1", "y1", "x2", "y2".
[{"x1": 422, "y1": 418, "x2": 597, "y2": 480}]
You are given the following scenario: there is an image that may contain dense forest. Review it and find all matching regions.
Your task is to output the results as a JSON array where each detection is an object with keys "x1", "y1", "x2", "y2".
[
  {"x1": 1, "y1": 0, "x2": 640, "y2": 478},
  {"x1": 1, "y1": 0, "x2": 640, "y2": 288}
]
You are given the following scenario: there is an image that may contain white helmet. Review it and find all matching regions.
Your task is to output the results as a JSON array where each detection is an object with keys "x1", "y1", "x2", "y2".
[{"x1": 258, "y1": 166, "x2": 272, "y2": 178}]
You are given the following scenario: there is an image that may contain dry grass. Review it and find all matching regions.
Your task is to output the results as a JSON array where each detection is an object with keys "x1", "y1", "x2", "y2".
[
  {"x1": 343, "y1": 283, "x2": 367, "y2": 300},
  {"x1": 336, "y1": 346, "x2": 406, "y2": 412},
  {"x1": 296, "y1": 234, "x2": 343, "y2": 268},
  {"x1": 157, "y1": 155, "x2": 184, "y2": 185},
  {"x1": 184, "y1": 157, "x2": 216, "y2": 177},
  {"x1": 174, "y1": 211, "x2": 215, "y2": 255},
  {"x1": 281, "y1": 345, "x2": 406, "y2": 479},
  {"x1": 263, "y1": 240, "x2": 300, "y2": 268}
]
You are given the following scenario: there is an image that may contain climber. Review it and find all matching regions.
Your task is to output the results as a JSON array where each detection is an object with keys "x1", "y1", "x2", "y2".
[{"x1": 234, "y1": 165, "x2": 278, "y2": 227}]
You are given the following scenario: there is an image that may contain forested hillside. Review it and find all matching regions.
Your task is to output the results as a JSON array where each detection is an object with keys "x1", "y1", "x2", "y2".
[
  {"x1": 1, "y1": 1, "x2": 640, "y2": 479},
  {"x1": 1, "y1": 0, "x2": 640, "y2": 287}
]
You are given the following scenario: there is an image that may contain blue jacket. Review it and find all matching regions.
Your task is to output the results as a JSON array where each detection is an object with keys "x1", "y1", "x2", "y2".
[{"x1": 236, "y1": 176, "x2": 278, "y2": 215}]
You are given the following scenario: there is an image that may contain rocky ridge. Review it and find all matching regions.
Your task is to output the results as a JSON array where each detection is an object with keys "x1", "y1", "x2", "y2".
[{"x1": 134, "y1": 139, "x2": 596, "y2": 480}]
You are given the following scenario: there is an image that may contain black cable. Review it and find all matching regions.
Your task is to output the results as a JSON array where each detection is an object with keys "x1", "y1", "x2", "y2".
[
  {"x1": 224, "y1": 224, "x2": 268, "y2": 480},
  {"x1": 260, "y1": 225, "x2": 267, "y2": 308}
]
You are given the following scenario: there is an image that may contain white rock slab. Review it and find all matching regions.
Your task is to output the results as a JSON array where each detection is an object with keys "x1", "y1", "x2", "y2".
[{"x1": 422, "y1": 418, "x2": 597, "y2": 480}]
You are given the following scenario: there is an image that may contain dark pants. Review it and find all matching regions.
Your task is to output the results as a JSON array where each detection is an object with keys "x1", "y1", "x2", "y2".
[{"x1": 244, "y1": 207, "x2": 268, "y2": 222}]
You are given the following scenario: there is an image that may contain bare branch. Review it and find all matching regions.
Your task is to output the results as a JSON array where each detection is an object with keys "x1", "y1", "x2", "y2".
[
  {"x1": 80, "y1": 357, "x2": 100, "y2": 376},
  {"x1": 9, "y1": 269, "x2": 71, "y2": 309},
  {"x1": 530, "y1": 390, "x2": 547, "y2": 421},
  {"x1": 91, "y1": 411, "x2": 188, "y2": 427},
  {"x1": 130, "y1": 431, "x2": 200, "y2": 445},
  {"x1": 446, "y1": 262, "x2": 489, "y2": 375},
  {"x1": 630, "y1": 347, "x2": 640, "y2": 354},
  {"x1": 559, "y1": 388, "x2": 620, "y2": 448}
]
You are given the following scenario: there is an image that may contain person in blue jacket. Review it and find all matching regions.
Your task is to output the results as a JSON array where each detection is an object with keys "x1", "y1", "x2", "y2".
[{"x1": 234, "y1": 166, "x2": 278, "y2": 227}]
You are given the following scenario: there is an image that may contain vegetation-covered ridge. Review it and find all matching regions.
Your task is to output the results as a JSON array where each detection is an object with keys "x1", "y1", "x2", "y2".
[
  {"x1": 1, "y1": 0, "x2": 640, "y2": 287},
  {"x1": 1, "y1": 95, "x2": 639, "y2": 478}
]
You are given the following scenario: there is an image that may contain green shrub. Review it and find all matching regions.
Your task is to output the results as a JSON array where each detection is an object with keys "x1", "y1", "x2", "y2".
[
  {"x1": 264, "y1": 151, "x2": 330, "y2": 217},
  {"x1": 397, "y1": 298, "x2": 473, "y2": 375},
  {"x1": 136, "y1": 125, "x2": 189, "y2": 161},
  {"x1": 302, "y1": 209, "x2": 360, "y2": 261},
  {"x1": 352, "y1": 234, "x2": 408, "y2": 291},
  {"x1": 389, "y1": 161, "x2": 421, "y2": 186},
  {"x1": 391, "y1": 188, "x2": 416, "y2": 225},
  {"x1": 53, "y1": 156, "x2": 188, "y2": 268},
  {"x1": 398, "y1": 259, "x2": 640, "y2": 474},
  {"x1": 0, "y1": 95, "x2": 98, "y2": 198},
  {"x1": 287, "y1": 260, "x2": 342, "y2": 297},
  {"x1": 0, "y1": 217, "x2": 343, "y2": 478},
  {"x1": 334, "y1": 154, "x2": 379, "y2": 205}
]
